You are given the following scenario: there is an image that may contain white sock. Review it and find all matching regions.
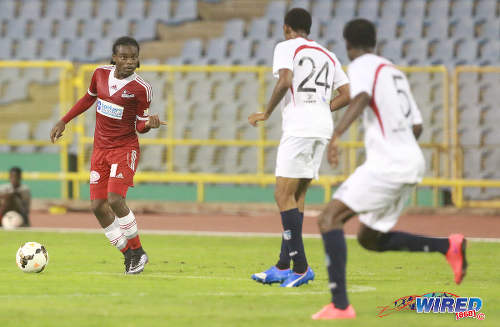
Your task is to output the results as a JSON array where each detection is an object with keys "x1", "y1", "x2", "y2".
[
  {"x1": 103, "y1": 218, "x2": 128, "y2": 251},
  {"x1": 118, "y1": 210, "x2": 138, "y2": 239}
]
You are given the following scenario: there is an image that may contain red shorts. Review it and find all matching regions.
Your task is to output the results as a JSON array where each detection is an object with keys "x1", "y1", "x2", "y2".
[{"x1": 89, "y1": 146, "x2": 140, "y2": 200}]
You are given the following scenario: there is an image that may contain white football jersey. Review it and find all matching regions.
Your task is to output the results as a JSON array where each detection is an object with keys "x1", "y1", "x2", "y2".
[
  {"x1": 348, "y1": 53, "x2": 425, "y2": 183},
  {"x1": 272, "y1": 37, "x2": 349, "y2": 139}
]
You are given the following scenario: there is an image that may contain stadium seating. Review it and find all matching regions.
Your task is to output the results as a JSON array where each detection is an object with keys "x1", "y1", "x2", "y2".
[{"x1": 0, "y1": 0, "x2": 498, "y2": 201}]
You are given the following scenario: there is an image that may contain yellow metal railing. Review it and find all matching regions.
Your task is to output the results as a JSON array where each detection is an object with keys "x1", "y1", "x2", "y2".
[
  {"x1": 453, "y1": 66, "x2": 500, "y2": 208},
  {"x1": 1, "y1": 63, "x2": 499, "y2": 207}
]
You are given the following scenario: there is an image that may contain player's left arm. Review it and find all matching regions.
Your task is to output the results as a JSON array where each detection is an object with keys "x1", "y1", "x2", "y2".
[
  {"x1": 248, "y1": 68, "x2": 292, "y2": 127},
  {"x1": 135, "y1": 86, "x2": 166, "y2": 133},
  {"x1": 328, "y1": 92, "x2": 371, "y2": 166},
  {"x1": 330, "y1": 84, "x2": 350, "y2": 112}
]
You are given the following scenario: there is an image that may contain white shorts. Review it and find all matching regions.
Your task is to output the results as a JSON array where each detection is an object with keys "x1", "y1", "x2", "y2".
[
  {"x1": 333, "y1": 164, "x2": 415, "y2": 233},
  {"x1": 275, "y1": 135, "x2": 328, "y2": 180}
]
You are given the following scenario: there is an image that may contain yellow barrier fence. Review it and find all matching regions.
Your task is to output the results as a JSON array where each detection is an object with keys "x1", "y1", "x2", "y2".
[{"x1": 1, "y1": 62, "x2": 499, "y2": 207}]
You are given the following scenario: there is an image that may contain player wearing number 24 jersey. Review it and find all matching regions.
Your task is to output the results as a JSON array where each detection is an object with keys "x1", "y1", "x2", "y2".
[
  {"x1": 312, "y1": 19, "x2": 467, "y2": 320},
  {"x1": 50, "y1": 37, "x2": 166, "y2": 275},
  {"x1": 249, "y1": 8, "x2": 350, "y2": 288}
]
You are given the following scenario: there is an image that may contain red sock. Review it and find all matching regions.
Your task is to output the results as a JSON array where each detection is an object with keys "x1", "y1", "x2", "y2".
[
  {"x1": 120, "y1": 243, "x2": 130, "y2": 253},
  {"x1": 128, "y1": 235, "x2": 142, "y2": 250}
]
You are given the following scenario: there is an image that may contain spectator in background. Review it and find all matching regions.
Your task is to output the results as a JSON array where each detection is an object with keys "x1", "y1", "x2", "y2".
[{"x1": 0, "y1": 167, "x2": 31, "y2": 227}]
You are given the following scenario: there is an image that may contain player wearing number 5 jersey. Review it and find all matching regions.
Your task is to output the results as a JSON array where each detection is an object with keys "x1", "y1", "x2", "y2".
[
  {"x1": 312, "y1": 19, "x2": 467, "y2": 320},
  {"x1": 50, "y1": 37, "x2": 166, "y2": 274},
  {"x1": 249, "y1": 8, "x2": 350, "y2": 287}
]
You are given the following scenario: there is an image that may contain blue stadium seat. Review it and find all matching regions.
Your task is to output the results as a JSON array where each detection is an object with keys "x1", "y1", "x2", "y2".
[
  {"x1": 30, "y1": 18, "x2": 54, "y2": 40},
  {"x1": 404, "y1": 39, "x2": 429, "y2": 65},
  {"x1": 335, "y1": 0, "x2": 356, "y2": 19},
  {"x1": 455, "y1": 39, "x2": 478, "y2": 64},
  {"x1": 92, "y1": 38, "x2": 113, "y2": 61},
  {"x1": 479, "y1": 40, "x2": 500, "y2": 64},
  {"x1": 0, "y1": 39, "x2": 13, "y2": 59},
  {"x1": 265, "y1": 1, "x2": 286, "y2": 22},
  {"x1": 380, "y1": 0, "x2": 403, "y2": 19},
  {"x1": 404, "y1": 0, "x2": 426, "y2": 21},
  {"x1": 230, "y1": 39, "x2": 252, "y2": 64},
  {"x1": 19, "y1": 0, "x2": 42, "y2": 19},
  {"x1": 96, "y1": 0, "x2": 119, "y2": 19},
  {"x1": 170, "y1": 0, "x2": 197, "y2": 24},
  {"x1": 449, "y1": 18, "x2": 475, "y2": 39},
  {"x1": 205, "y1": 37, "x2": 229, "y2": 63},
  {"x1": 450, "y1": 0, "x2": 473, "y2": 18},
  {"x1": 379, "y1": 39, "x2": 404, "y2": 62},
  {"x1": 122, "y1": 0, "x2": 146, "y2": 19},
  {"x1": 399, "y1": 18, "x2": 423, "y2": 39},
  {"x1": 40, "y1": 38, "x2": 63, "y2": 59},
  {"x1": 132, "y1": 19, "x2": 157, "y2": 41},
  {"x1": 180, "y1": 38, "x2": 203, "y2": 63},
  {"x1": 459, "y1": 126, "x2": 483, "y2": 146},
  {"x1": 5, "y1": 19, "x2": 28, "y2": 38},
  {"x1": 0, "y1": 0, "x2": 16, "y2": 19},
  {"x1": 477, "y1": 18, "x2": 500, "y2": 40},
  {"x1": 224, "y1": 19, "x2": 245, "y2": 41},
  {"x1": 71, "y1": 0, "x2": 94, "y2": 19},
  {"x1": 324, "y1": 20, "x2": 345, "y2": 42},
  {"x1": 357, "y1": 0, "x2": 379, "y2": 21},
  {"x1": 107, "y1": 19, "x2": 130, "y2": 39},
  {"x1": 308, "y1": 21, "x2": 321, "y2": 40},
  {"x1": 68, "y1": 38, "x2": 90, "y2": 62},
  {"x1": 138, "y1": 145, "x2": 164, "y2": 171},
  {"x1": 44, "y1": 0, "x2": 67, "y2": 19},
  {"x1": 149, "y1": 0, "x2": 171, "y2": 23},
  {"x1": 252, "y1": 39, "x2": 277, "y2": 66},
  {"x1": 80, "y1": 18, "x2": 105, "y2": 40},
  {"x1": 427, "y1": 0, "x2": 450, "y2": 20},
  {"x1": 311, "y1": 0, "x2": 333, "y2": 23},
  {"x1": 424, "y1": 19, "x2": 448, "y2": 40},
  {"x1": 377, "y1": 18, "x2": 398, "y2": 39},
  {"x1": 15, "y1": 39, "x2": 39, "y2": 60},
  {"x1": 428, "y1": 39, "x2": 454, "y2": 64},
  {"x1": 57, "y1": 18, "x2": 79, "y2": 39},
  {"x1": 290, "y1": 0, "x2": 310, "y2": 10},
  {"x1": 475, "y1": 0, "x2": 497, "y2": 19},
  {"x1": 248, "y1": 18, "x2": 270, "y2": 40}
]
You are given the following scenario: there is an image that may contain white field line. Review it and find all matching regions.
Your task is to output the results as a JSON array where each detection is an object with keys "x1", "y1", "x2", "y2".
[{"x1": 3, "y1": 227, "x2": 500, "y2": 242}]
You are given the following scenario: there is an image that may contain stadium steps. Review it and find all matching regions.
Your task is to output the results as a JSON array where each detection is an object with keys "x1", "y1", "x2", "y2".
[
  {"x1": 0, "y1": 83, "x2": 56, "y2": 139},
  {"x1": 140, "y1": 0, "x2": 271, "y2": 62}
]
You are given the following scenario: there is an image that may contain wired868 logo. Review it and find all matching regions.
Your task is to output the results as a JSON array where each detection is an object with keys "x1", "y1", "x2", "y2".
[{"x1": 377, "y1": 292, "x2": 486, "y2": 320}]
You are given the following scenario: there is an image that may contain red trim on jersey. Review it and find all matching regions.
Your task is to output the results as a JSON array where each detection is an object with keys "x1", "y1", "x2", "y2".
[
  {"x1": 290, "y1": 86, "x2": 295, "y2": 105},
  {"x1": 370, "y1": 63, "x2": 392, "y2": 137},
  {"x1": 293, "y1": 45, "x2": 336, "y2": 66}
]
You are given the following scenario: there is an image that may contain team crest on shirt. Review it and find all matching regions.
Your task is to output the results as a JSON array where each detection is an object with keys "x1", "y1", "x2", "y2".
[
  {"x1": 121, "y1": 90, "x2": 135, "y2": 98},
  {"x1": 90, "y1": 171, "x2": 100, "y2": 184}
]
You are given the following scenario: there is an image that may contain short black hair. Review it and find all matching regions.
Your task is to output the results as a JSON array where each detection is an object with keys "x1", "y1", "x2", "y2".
[
  {"x1": 284, "y1": 8, "x2": 312, "y2": 35},
  {"x1": 110, "y1": 36, "x2": 140, "y2": 66},
  {"x1": 10, "y1": 166, "x2": 22, "y2": 176},
  {"x1": 343, "y1": 19, "x2": 376, "y2": 49}
]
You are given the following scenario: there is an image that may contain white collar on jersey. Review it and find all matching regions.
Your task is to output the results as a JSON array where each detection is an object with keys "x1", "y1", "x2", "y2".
[{"x1": 108, "y1": 66, "x2": 136, "y2": 97}]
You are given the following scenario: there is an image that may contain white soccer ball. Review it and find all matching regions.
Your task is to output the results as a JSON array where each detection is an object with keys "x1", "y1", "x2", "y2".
[
  {"x1": 2, "y1": 211, "x2": 24, "y2": 230},
  {"x1": 16, "y1": 242, "x2": 49, "y2": 273}
]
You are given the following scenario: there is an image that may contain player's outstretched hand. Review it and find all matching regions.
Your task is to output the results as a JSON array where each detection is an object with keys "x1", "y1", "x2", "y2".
[
  {"x1": 50, "y1": 120, "x2": 66, "y2": 143},
  {"x1": 327, "y1": 136, "x2": 339, "y2": 168},
  {"x1": 248, "y1": 112, "x2": 269, "y2": 127},
  {"x1": 145, "y1": 114, "x2": 167, "y2": 129}
]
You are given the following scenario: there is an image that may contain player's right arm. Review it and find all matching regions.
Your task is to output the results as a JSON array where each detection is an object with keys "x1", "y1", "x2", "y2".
[{"x1": 50, "y1": 70, "x2": 98, "y2": 143}]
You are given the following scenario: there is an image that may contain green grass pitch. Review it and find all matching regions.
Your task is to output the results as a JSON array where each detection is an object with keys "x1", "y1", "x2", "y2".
[{"x1": 1, "y1": 230, "x2": 498, "y2": 326}]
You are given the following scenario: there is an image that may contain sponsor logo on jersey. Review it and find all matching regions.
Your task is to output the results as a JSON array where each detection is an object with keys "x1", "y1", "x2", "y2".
[
  {"x1": 90, "y1": 171, "x2": 100, "y2": 184},
  {"x1": 121, "y1": 90, "x2": 135, "y2": 98},
  {"x1": 96, "y1": 98, "x2": 124, "y2": 120},
  {"x1": 115, "y1": 173, "x2": 124, "y2": 179}
]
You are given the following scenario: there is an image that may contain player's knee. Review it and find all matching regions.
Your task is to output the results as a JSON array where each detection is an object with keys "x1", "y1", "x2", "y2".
[
  {"x1": 273, "y1": 189, "x2": 290, "y2": 208},
  {"x1": 107, "y1": 193, "x2": 124, "y2": 211},
  {"x1": 90, "y1": 200, "x2": 106, "y2": 216},
  {"x1": 357, "y1": 230, "x2": 383, "y2": 252}
]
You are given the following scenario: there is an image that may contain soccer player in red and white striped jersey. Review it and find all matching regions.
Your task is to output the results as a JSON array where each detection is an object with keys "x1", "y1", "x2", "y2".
[{"x1": 50, "y1": 36, "x2": 165, "y2": 274}]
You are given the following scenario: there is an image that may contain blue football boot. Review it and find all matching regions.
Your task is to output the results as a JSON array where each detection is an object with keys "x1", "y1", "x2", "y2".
[
  {"x1": 280, "y1": 266, "x2": 315, "y2": 287},
  {"x1": 251, "y1": 266, "x2": 292, "y2": 284}
]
